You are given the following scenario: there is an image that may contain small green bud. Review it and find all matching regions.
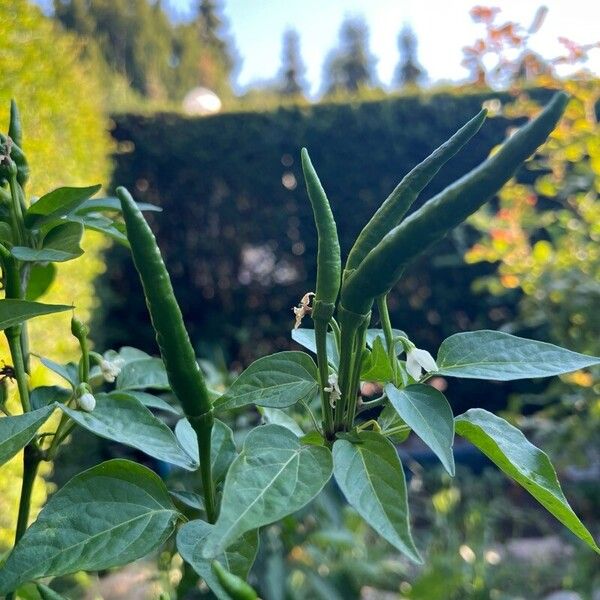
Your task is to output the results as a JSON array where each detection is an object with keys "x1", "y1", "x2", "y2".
[{"x1": 71, "y1": 315, "x2": 89, "y2": 340}]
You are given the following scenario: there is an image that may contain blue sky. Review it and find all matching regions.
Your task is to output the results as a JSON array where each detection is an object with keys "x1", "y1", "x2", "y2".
[
  {"x1": 170, "y1": 0, "x2": 600, "y2": 95},
  {"x1": 40, "y1": 0, "x2": 600, "y2": 95}
]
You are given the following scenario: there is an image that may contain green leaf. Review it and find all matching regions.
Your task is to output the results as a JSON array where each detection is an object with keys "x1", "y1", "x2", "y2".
[
  {"x1": 0, "y1": 221, "x2": 13, "y2": 244},
  {"x1": 291, "y1": 328, "x2": 339, "y2": 367},
  {"x1": 260, "y1": 407, "x2": 304, "y2": 436},
  {"x1": 66, "y1": 214, "x2": 129, "y2": 246},
  {"x1": 115, "y1": 390, "x2": 181, "y2": 415},
  {"x1": 170, "y1": 490, "x2": 205, "y2": 511},
  {"x1": 175, "y1": 418, "x2": 236, "y2": 483},
  {"x1": 73, "y1": 197, "x2": 161, "y2": 214},
  {"x1": 116, "y1": 357, "x2": 170, "y2": 391},
  {"x1": 30, "y1": 386, "x2": 71, "y2": 411},
  {"x1": 0, "y1": 405, "x2": 55, "y2": 466},
  {"x1": 25, "y1": 263, "x2": 57, "y2": 301},
  {"x1": 0, "y1": 459, "x2": 180, "y2": 594},
  {"x1": 377, "y1": 405, "x2": 410, "y2": 443},
  {"x1": 455, "y1": 409, "x2": 599, "y2": 553},
  {"x1": 360, "y1": 336, "x2": 394, "y2": 382},
  {"x1": 0, "y1": 299, "x2": 71, "y2": 331},
  {"x1": 332, "y1": 430, "x2": 422, "y2": 563},
  {"x1": 436, "y1": 330, "x2": 600, "y2": 380},
  {"x1": 25, "y1": 184, "x2": 101, "y2": 226},
  {"x1": 39, "y1": 357, "x2": 79, "y2": 387},
  {"x1": 214, "y1": 352, "x2": 319, "y2": 411},
  {"x1": 12, "y1": 222, "x2": 84, "y2": 263},
  {"x1": 37, "y1": 583, "x2": 68, "y2": 600},
  {"x1": 59, "y1": 392, "x2": 197, "y2": 470},
  {"x1": 385, "y1": 384, "x2": 455, "y2": 475},
  {"x1": 177, "y1": 521, "x2": 258, "y2": 600},
  {"x1": 365, "y1": 328, "x2": 406, "y2": 354},
  {"x1": 202, "y1": 425, "x2": 332, "y2": 557}
]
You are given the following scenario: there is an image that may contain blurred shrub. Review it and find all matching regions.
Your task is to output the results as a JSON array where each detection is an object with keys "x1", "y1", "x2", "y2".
[
  {"x1": 461, "y1": 6, "x2": 600, "y2": 470},
  {"x1": 0, "y1": 0, "x2": 111, "y2": 550}
]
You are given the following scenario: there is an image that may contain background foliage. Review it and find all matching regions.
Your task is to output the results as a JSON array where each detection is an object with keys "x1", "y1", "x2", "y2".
[{"x1": 0, "y1": 0, "x2": 111, "y2": 550}]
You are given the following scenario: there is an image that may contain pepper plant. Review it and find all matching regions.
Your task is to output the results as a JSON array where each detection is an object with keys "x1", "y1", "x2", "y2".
[{"x1": 0, "y1": 92, "x2": 599, "y2": 599}]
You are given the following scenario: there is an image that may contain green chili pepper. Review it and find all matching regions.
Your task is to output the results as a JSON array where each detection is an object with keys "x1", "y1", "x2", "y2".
[
  {"x1": 211, "y1": 561, "x2": 258, "y2": 600},
  {"x1": 8, "y1": 100, "x2": 23, "y2": 148},
  {"x1": 301, "y1": 147, "x2": 341, "y2": 319},
  {"x1": 301, "y1": 148, "x2": 341, "y2": 437},
  {"x1": 117, "y1": 186, "x2": 217, "y2": 520},
  {"x1": 344, "y1": 108, "x2": 487, "y2": 278},
  {"x1": 341, "y1": 91, "x2": 568, "y2": 315}
]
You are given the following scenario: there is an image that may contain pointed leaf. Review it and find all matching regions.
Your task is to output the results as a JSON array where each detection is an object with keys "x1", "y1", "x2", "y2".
[
  {"x1": 73, "y1": 197, "x2": 161, "y2": 214},
  {"x1": 175, "y1": 418, "x2": 237, "y2": 483},
  {"x1": 37, "y1": 583, "x2": 68, "y2": 600},
  {"x1": 25, "y1": 263, "x2": 56, "y2": 301},
  {"x1": 360, "y1": 336, "x2": 394, "y2": 382},
  {"x1": 177, "y1": 520, "x2": 258, "y2": 600},
  {"x1": 365, "y1": 328, "x2": 406, "y2": 354},
  {"x1": 59, "y1": 392, "x2": 197, "y2": 470},
  {"x1": 291, "y1": 329, "x2": 339, "y2": 368},
  {"x1": 66, "y1": 214, "x2": 130, "y2": 246},
  {"x1": 377, "y1": 404, "x2": 411, "y2": 443},
  {"x1": 0, "y1": 300, "x2": 71, "y2": 331},
  {"x1": 455, "y1": 409, "x2": 599, "y2": 553},
  {"x1": 119, "y1": 390, "x2": 182, "y2": 415},
  {"x1": 214, "y1": 352, "x2": 319, "y2": 411},
  {"x1": 39, "y1": 357, "x2": 79, "y2": 387},
  {"x1": 30, "y1": 386, "x2": 71, "y2": 411},
  {"x1": 386, "y1": 384, "x2": 455, "y2": 475},
  {"x1": 0, "y1": 405, "x2": 55, "y2": 466},
  {"x1": 12, "y1": 222, "x2": 84, "y2": 263},
  {"x1": 436, "y1": 330, "x2": 600, "y2": 380},
  {"x1": 116, "y1": 357, "x2": 170, "y2": 391},
  {"x1": 170, "y1": 490, "x2": 205, "y2": 511},
  {"x1": 260, "y1": 407, "x2": 304, "y2": 437},
  {"x1": 0, "y1": 459, "x2": 180, "y2": 594},
  {"x1": 333, "y1": 430, "x2": 422, "y2": 563},
  {"x1": 25, "y1": 184, "x2": 101, "y2": 226},
  {"x1": 202, "y1": 425, "x2": 332, "y2": 557}
]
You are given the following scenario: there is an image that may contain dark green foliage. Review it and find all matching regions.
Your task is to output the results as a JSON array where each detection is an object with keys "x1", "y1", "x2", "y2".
[
  {"x1": 98, "y1": 90, "x2": 553, "y2": 411},
  {"x1": 53, "y1": 0, "x2": 235, "y2": 103}
]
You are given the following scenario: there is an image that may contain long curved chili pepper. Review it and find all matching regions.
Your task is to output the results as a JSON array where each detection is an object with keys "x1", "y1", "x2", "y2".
[
  {"x1": 341, "y1": 91, "x2": 568, "y2": 315},
  {"x1": 344, "y1": 108, "x2": 487, "y2": 279},
  {"x1": 117, "y1": 186, "x2": 217, "y2": 521}
]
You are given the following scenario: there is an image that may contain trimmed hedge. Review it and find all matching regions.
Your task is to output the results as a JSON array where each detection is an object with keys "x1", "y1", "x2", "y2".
[{"x1": 98, "y1": 90, "x2": 552, "y2": 411}]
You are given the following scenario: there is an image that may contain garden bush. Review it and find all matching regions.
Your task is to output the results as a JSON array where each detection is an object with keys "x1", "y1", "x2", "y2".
[{"x1": 0, "y1": 0, "x2": 111, "y2": 550}]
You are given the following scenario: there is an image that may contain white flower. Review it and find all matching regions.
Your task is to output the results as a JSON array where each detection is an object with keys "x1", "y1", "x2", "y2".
[
  {"x1": 292, "y1": 292, "x2": 315, "y2": 329},
  {"x1": 406, "y1": 347, "x2": 438, "y2": 380},
  {"x1": 100, "y1": 357, "x2": 125, "y2": 383},
  {"x1": 323, "y1": 373, "x2": 341, "y2": 408},
  {"x1": 77, "y1": 392, "x2": 96, "y2": 412}
]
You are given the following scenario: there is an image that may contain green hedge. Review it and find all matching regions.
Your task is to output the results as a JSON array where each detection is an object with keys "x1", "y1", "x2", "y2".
[{"x1": 98, "y1": 90, "x2": 552, "y2": 411}]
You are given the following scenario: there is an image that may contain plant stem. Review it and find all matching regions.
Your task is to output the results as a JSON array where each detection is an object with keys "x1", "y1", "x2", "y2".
[
  {"x1": 314, "y1": 318, "x2": 334, "y2": 438},
  {"x1": 357, "y1": 393, "x2": 388, "y2": 414},
  {"x1": 192, "y1": 414, "x2": 217, "y2": 523},
  {"x1": 6, "y1": 445, "x2": 41, "y2": 600},
  {"x1": 335, "y1": 320, "x2": 359, "y2": 431},
  {"x1": 7, "y1": 330, "x2": 30, "y2": 412},
  {"x1": 345, "y1": 321, "x2": 367, "y2": 430},
  {"x1": 377, "y1": 295, "x2": 400, "y2": 385}
]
